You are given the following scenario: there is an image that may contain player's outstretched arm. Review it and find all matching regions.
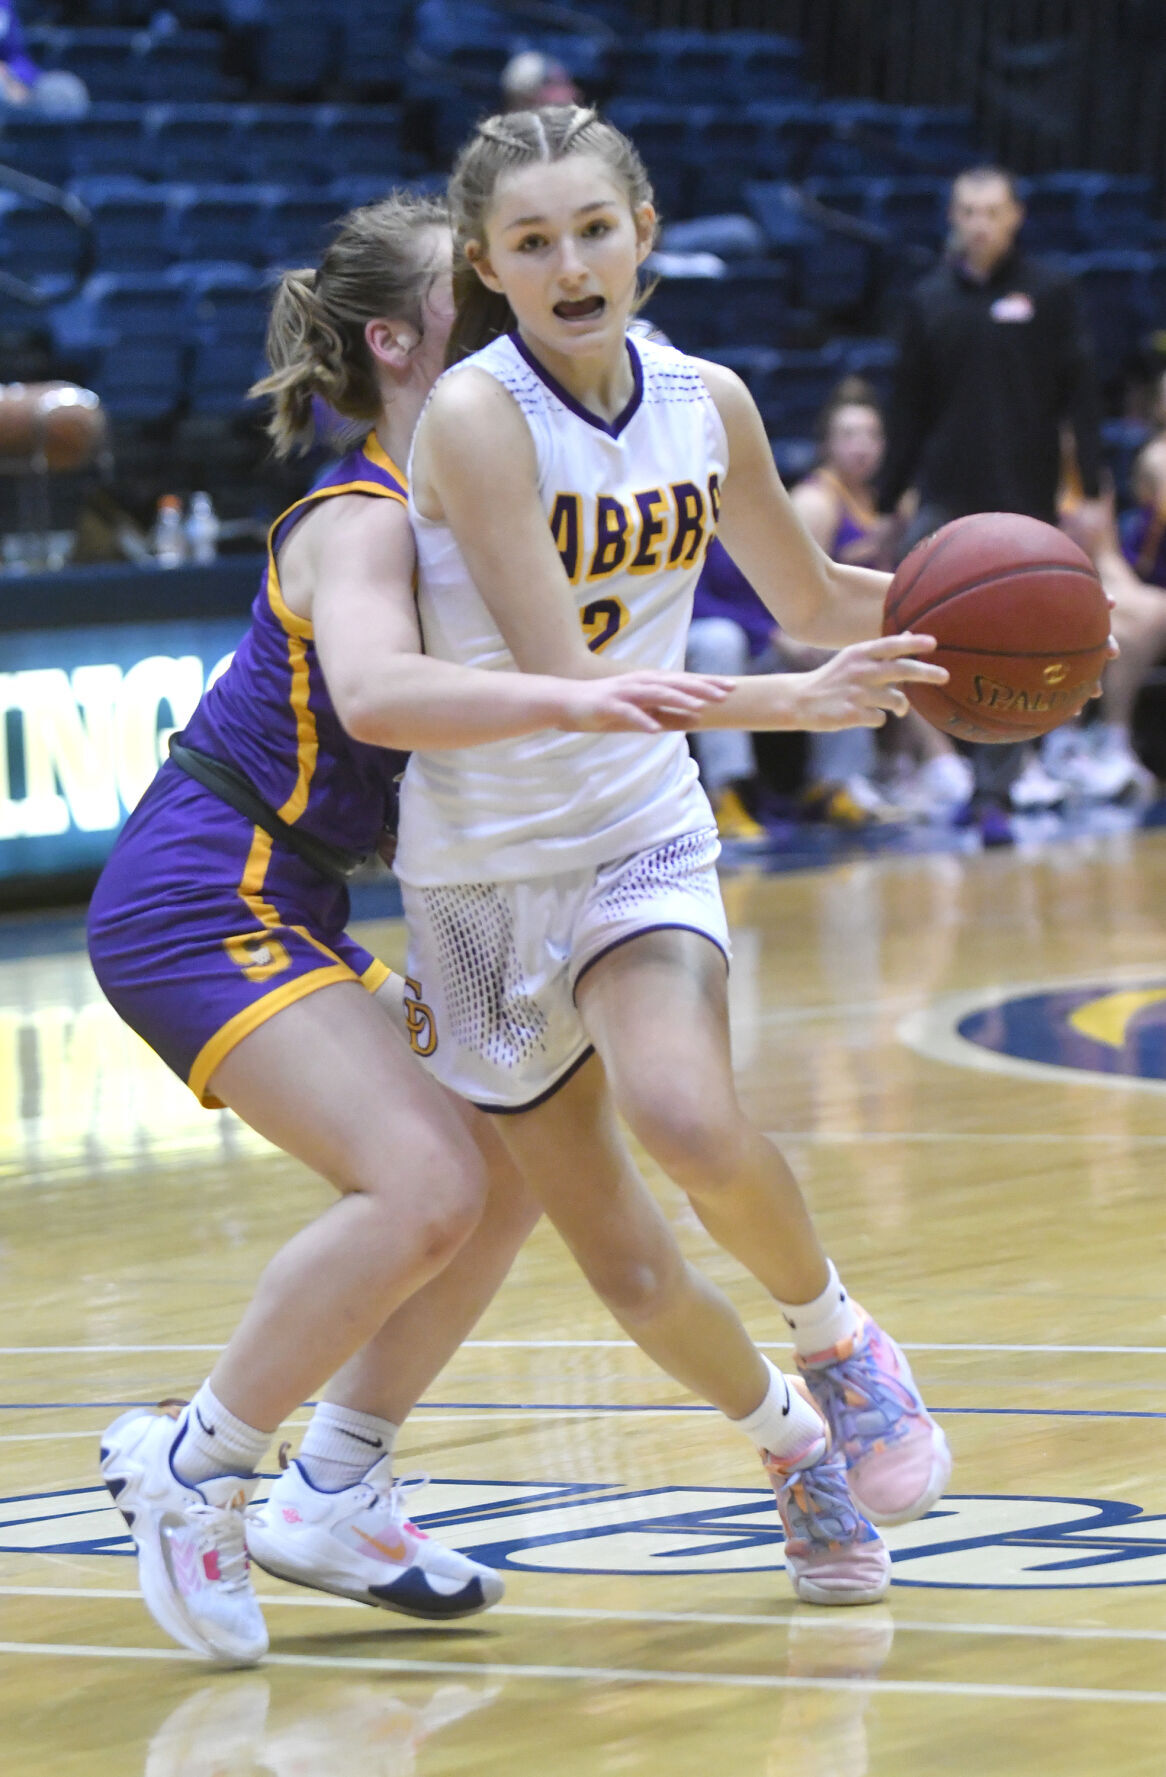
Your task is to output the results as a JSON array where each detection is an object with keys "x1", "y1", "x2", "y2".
[
  {"x1": 696, "y1": 360, "x2": 895, "y2": 648},
  {"x1": 300, "y1": 494, "x2": 730, "y2": 747},
  {"x1": 690, "y1": 632, "x2": 947, "y2": 734}
]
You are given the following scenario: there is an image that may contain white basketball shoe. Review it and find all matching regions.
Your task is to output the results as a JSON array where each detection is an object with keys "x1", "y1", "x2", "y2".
[
  {"x1": 246, "y1": 1455, "x2": 504, "y2": 1619},
  {"x1": 100, "y1": 1405, "x2": 268, "y2": 1665}
]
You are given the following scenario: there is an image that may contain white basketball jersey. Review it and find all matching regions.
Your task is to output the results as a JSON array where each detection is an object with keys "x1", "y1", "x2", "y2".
[{"x1": 395, "y1": 330, "x2": 729, "y2": 886}]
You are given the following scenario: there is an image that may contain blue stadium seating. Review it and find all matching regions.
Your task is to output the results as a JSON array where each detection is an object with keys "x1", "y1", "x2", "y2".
[
  {"x1": 641, "y1": 276, "x2": 724, "y2": 352},
  {"x1": 176, "y1": 262, "x2": 270, "y2": 412},
  {"x1": 238, "y1": 106, "x2": 333, "y2": 186},
  {"x1": 60, "y1": 270, "x2": 185, "y2": 342},
  {"x1": 42, "y1": 29, "x2": 144, "y2": 103},
  {"x1": 716, "y1": 265, "x2": 792, "y2": 344},
  {"x1": 806, "y1": 103, "x2": 905, "y2": 177},
  {"x1": 0, "y1": 193, "x2": 89, "y2": 280},
  {"x1": 758, "y1": 345, "x2": 846, "y2": 434},
  {"x1": 142, "y1": 30, "x2": 229, "y2": 103},
  {"x1": 71, "y1": 177, "x2": 171, "y2": 271},
  {"x1": 621, "y1": 30, "x2": 805, "y2": 107},
  {"x1": 164, "y1": 183, "x2": 278, "y2": 265},
  {"x1": 866, "y1": 176, "x2": 948, "y2": 248},
  {"x1": 71, "y1": 104, "x2": 154, "y2": 179},
  {"x1": 266, "y1": 189, "x2": 344, "y2": 264},
  {"x1": 1069, "y1": 250, "x2": 1153, "y2": 379},
  {"x1": 700, "y1": 344, "x2": 780, "y2": 404},
  {"x1": 255, "y1": 7, "x2": 339, "y2": 96},
  {"x1": 149, "y1": 104, "x2": 243, "y2": 185},
  {"x1": 0, "y1": 116, "x2": 73, "y2": 187},
  {"x1": 893, "y1": 107, "x2": 977, "y2": 172},
  {"x1": 746, "y1": 104, "x2": 826, "y2": 180},
  {"x1": 1077, "y1": 175, "x2": 1155, "y2": 249},
  {"x1": 92, "y1": 338, "x2": 187, "y2": 419},
  {"x1": 319, "y1": 106, "x2": 406, "y2": 181},
  {"x1": 337, "y1": 1, "x2": 415, "y2": 94}
]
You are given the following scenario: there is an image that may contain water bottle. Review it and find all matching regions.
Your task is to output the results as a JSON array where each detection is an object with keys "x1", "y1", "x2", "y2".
[
  {"x1": 186, "y1": 491, "x2": 220, "y2": 564},
  {"x1": 152, "y1": 494, "x2": 186, "y2": 568}
]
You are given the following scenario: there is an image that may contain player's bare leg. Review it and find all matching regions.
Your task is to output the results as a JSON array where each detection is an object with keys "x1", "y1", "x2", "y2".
[
  {"x1": 102, "y1": 981, "x2": 504, "y2": 1661},
  {"x1": 575, "y1": 930, "x2": 950, "y2": 1527},
  {"x1": 491, "y1": 1055, "x2": 890, "y2": 1606}
]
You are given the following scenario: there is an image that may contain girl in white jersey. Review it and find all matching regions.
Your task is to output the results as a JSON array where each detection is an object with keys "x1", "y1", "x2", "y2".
[{"x1": 402, "y1": 107, "x2": 953, "y2": 1605}]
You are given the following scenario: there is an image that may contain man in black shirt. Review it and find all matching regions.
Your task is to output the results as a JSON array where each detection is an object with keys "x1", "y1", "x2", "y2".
[{"x1": 879, "y1": 166, "x2": 1104, "y2": 841}]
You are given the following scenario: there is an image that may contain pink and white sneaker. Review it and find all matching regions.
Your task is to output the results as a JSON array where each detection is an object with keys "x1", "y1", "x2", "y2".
[
  {"x1": 100, "y1": 1406, "x2": 267, "y2": 1665},
  {"x1": 763, "y1": 1407, "x2": 891, "y2": 1607},
  {"x1": 797, "y1": 1308, "x2": 952, "y2": 1526},
  {"x1": 246, "y1": 1455, "x2": 503, "y2": 1619}
]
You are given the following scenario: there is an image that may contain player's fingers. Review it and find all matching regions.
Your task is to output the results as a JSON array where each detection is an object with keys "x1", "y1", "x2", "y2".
[
  {"x1": 876, "y1": 658, "x2": 949, "y2": 686},
  {"x1": 880, "y1": 688, "x2": 910, "y2": 719},
  {"x1": 637, "y1": 671, "x2": 733, "y2": 702},
  {"x1": 607, "y1": 701, "x2": 661, "y2": 732},
  {"x1": 1105, "y1": 633, "x2": 1120, "y2": 660},
  {"x1": 866, "y1": 630, "x2": 939, "y2": 657}
]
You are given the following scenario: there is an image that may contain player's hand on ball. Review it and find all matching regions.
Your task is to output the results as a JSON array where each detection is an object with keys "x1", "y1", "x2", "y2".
[
  {"x1": 557, "y1": 670, "x2": 733, "y2": 733},
  {"x1": 799, "y1": 632, "x2": 948, "y2": 731}
]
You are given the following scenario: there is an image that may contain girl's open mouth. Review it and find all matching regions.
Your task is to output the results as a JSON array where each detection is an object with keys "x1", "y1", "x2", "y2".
[{"x1": 553, "y1": 296, "x2": 606, "y2": 320}]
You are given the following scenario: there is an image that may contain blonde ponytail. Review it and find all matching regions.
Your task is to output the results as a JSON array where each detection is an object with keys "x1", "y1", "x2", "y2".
[{"x1": 250, "y1": 192, "x2": 449, "y2": 458}]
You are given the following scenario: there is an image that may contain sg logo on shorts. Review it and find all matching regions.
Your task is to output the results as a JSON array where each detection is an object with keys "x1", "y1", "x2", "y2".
[
  {"x1": 402, "y1": 975, "x2": 437, "y2": 1057},
  {"x1": 899, "y1": 978, "x2": 1166, "y2": 1092},
  {"x1": 223, "y1": 929, "x2": 291, "y2": 982}
]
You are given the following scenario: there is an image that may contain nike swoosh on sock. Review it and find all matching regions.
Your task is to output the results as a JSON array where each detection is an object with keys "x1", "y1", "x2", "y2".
[
  {"x1": 195, "y1": 1408, "x2": 215, "y2": 1436},
  {"x1": 342, "y1": 1430, "x2": 385, "y2": 1450}
]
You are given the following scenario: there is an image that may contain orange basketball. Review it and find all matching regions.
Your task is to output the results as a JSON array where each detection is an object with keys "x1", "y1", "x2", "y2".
[
  {"x1": 0, "y1": 383, "x2": 108, "y2": 472},
  {"x1": 883, "y1": 512, "x2": 1110, "y2": 743}
]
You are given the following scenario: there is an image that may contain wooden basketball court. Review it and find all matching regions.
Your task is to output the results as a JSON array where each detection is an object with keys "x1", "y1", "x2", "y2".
[{"x1": 3, "y1": 832, "x2": 1166, "y2": 1775}]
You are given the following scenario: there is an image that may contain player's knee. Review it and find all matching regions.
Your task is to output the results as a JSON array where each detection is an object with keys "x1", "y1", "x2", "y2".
[
  {"x1": 587, "y1": 1250, "x2": 677, "y2": 1325},
  {"x1": 629, "y1": 1097, "x2": 746, "y2": 1191},
  {"x1": 330, "y1": 1126, "x2": 488, "y2": 1249}
]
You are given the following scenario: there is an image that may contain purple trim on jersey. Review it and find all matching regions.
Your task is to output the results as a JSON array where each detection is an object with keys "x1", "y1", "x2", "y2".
[
  {"x1": 508, "y1": 330, "x2": 644, "y2": 438},
  {"x1": 473, "y1": 1043, "x2": 596, "y2": 1114},
  {"x1": 571, "y1": 922, "x2": 729, "y2": 999}
]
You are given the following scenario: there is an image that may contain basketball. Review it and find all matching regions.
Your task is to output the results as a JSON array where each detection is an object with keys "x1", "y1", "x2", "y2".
[{"x1": 882, "y1": 512, "x2": 1111, "y2": 743}]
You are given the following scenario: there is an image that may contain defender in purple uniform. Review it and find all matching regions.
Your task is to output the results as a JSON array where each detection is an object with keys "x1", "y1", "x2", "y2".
[
  {"x1": 90, "y1": 193, "x2": 729, "y2": 1666},
  {"x1": 89, "y1": 436, "x2": 411, "y2": 1106}
]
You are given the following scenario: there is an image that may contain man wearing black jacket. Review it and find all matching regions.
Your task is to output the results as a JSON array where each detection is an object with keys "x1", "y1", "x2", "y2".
[{"x1": 879, "y1": 165, "x2": 1104, "y2": 842}]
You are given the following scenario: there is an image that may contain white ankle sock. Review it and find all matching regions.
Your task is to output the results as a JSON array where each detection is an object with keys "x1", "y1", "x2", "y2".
[
  {"x1": 172, "y1": 1382, "x2": 271, "y2": 1485},
  {"x1": 778, "y1": 1260, "x2": 859, "y2": 1359},
  {"x1": 297, "y1": 1403, "x2": 399, "y2": 1492},
  {"x1": 728, "y1": 1356, "x2": 823, "y2": 1460}
]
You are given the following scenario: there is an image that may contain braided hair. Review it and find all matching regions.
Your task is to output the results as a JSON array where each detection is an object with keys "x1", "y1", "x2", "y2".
[{"x1": 445, "y1": 106, "x2": 657, "y2": 364}]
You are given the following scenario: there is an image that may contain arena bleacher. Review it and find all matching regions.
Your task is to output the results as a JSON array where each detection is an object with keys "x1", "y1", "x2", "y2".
[{"x1": 1, "y1": 0, "x2": 1161, "y2": 532}]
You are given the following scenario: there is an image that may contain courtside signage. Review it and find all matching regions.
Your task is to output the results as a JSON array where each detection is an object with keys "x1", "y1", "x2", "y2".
[{"x1": 0, "y1": 618, "x2": 245, "y2": 876}]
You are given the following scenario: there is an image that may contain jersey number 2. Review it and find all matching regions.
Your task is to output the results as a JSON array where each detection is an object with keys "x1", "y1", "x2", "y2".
[{"x1": 580, "y1": 597, "x2": 629, "y2": 653}]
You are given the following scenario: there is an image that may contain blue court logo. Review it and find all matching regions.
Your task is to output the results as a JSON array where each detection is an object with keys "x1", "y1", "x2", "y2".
[
  {"x1": 899, "y1": 978, "x2": 1166, "y2": 1092},
  {"x1": 5, "y1": 1482, "x2": 1165, "y2": 1588}
]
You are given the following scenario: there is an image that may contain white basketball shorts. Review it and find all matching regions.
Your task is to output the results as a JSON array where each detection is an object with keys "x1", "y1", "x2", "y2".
[{"x1": 400, "y1": 827, "x2": 729, "y2": 1111}]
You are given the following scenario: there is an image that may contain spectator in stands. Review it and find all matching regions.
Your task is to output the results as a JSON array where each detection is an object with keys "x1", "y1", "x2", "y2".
[
  {"x1": 0, "y1": 0, "x2": 88, "y2": 116},
  {"x1": 685, "y1": 536, "x2": 774, "y2": 842},
  {"x1": 879, "y1": 164, "x2": 1105, "y2": 844},
  {"x1": 1048, "y1": 484, "x2": 1163, "y2": 802},
  {"x1": 687, "y1": 383, "x2": 970, "y2": 837},
  {"x1": 500, "y1": 50, "x2": 580, "y2": 112},
  {"x1": 1123, "y1": 372, "x2": 1166, "y2": 585},
  {"x1": 788, "y1": 379, "x2": 972, "y2": 822}
]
